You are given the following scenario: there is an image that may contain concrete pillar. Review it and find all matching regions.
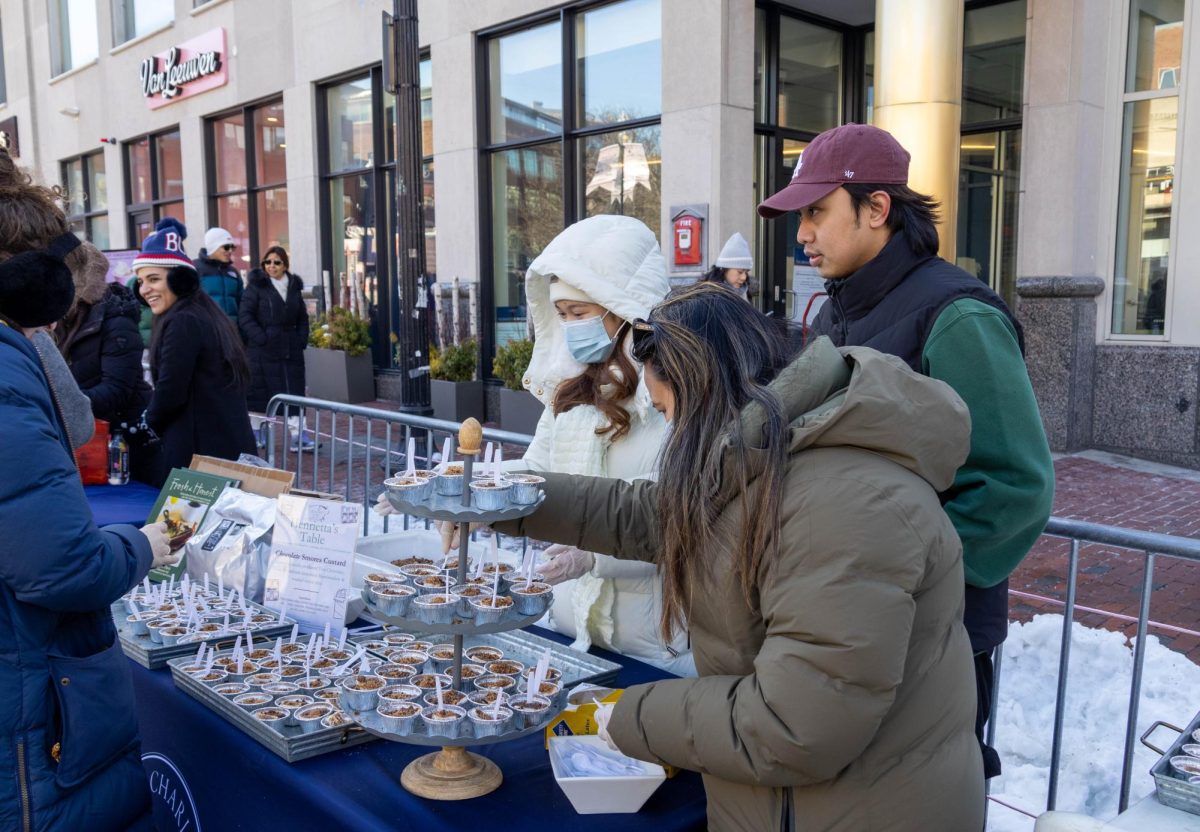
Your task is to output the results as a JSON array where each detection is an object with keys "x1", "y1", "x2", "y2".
[
  {"x1": 659, "y1": 0, "x2": 755, "y2": 274},
  {"x1": 873, "y1": 0, "x2": 962, "y2": 262}
]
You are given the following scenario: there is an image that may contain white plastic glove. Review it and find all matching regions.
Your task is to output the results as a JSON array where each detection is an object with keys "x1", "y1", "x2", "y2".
[
  {"x1": 373, "y1": 491, "x2": 399, "y2": 516},
  {"x1": 593, "y1": 700, "x2": 620, "y2": 752},
  {"x1": 139, "y1": 521, "x2": 178, "y2": 569},
  {"x1": 539, "y1": 544, "x2": 595, "y2": 585}
]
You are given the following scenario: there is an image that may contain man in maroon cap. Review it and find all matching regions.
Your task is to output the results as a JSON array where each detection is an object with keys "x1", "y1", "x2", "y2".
[{"x1": 760, "y1": 123, "x2": 1054, "y2": 782}]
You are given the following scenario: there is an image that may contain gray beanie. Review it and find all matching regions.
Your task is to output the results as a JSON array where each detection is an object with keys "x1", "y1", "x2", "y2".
[{"x1": 714, "y1": 232, "x2": 752, "y2": 271}]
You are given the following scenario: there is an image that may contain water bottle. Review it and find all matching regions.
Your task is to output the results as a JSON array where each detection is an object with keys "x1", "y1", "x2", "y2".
[{"x1": 107, "y1": 430, "x2": 130, "y2": 485}]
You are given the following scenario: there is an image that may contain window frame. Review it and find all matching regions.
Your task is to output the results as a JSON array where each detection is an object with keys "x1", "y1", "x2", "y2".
[
  {"x1": 48, "y1": 0, "x2": 99, "y2": 77},
  {"x1": 477, "y1": 0, "x2": 664, "y2": 377},
  {"x1": 1105, "y1": 0, "x2": 1187, "y2": 341},
  {"x1": 61, "y1": 149, "x2": 109, "y2": 246},
  {"x1": 110, "y1": 0, "x2": 174, "y2": 48},
  {"x1": 204, "y1": 95, "x2": 287, "y2": 270},
  {"x1": 123, "y1": 127, "x2": 184, "y2": 244}
]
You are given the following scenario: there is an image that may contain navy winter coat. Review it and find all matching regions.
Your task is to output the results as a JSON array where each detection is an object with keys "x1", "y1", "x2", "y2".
[
  {"x1": 146, "y1": 301, "x2": 257, "y2": 480},
  {"x1": 238, "y1": 269, "x2": 308, "y2": 412},
  {"x1": 194, "y1": 255, "x2": 243, "y2": 320},
  {"x1": 0, "y1": 322, "x2": 154, "y2": 832}
]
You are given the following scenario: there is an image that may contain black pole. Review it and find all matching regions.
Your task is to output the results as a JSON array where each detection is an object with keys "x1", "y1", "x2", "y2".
[{"x1": 389, "y1": 0, "x2": 432, "y2": 414}]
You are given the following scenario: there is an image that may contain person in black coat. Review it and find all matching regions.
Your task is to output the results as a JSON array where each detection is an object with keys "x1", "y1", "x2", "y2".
[{"x1": 133, "y1": 219, "x2": 256, "y2": 484}]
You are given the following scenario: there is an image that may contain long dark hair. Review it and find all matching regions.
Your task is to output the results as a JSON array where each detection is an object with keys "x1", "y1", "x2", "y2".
[
  {"x1": 843, "y1": 183, "x2": 941, "y2": 257},
  {"x1": 552, "y1": 320, "x2": 638, "y2": 440},
  {"x1": 631, "y1": 282, "x2": 796, "y2": 641},
  {"x1": 149, "y1": 266, "x2": 250, "y2": 390}
]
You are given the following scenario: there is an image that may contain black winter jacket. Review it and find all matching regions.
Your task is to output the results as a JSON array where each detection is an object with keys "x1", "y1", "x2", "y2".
[
  {"x1": 146, "y1": 300, "x2": 256, "y2": 481},
  {"x1": 60, "y1": 284, "x2": 151, "y2": 427},
  {"x1": 239, "y1": 269, "x2": 308, "y2": 411}
]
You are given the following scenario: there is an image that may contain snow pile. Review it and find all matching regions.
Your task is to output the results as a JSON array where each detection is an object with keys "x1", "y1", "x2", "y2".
[{"x1": 987, "y1": 614, "x2": 1200, "y2": 831}]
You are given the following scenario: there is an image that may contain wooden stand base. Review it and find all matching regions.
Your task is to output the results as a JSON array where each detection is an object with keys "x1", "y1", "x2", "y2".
[{"x1": 400, "y1": 746, "x2": 503, "y2": 800}]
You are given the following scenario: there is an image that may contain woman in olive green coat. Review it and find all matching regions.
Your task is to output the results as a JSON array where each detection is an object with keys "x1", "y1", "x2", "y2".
[{"x1": 499, "y1": 284, "x2": 984, "y2": 831}]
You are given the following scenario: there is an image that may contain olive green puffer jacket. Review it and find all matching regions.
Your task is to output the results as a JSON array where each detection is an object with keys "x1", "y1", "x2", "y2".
[{"x1": 501, "y1": 338, "x2": 984, "y2": 831}]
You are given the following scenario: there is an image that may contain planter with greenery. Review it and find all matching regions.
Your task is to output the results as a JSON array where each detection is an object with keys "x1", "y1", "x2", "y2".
[
  {"x1": 428, "y1": 339, "x2": 483, "y2": 422},
  {"x1": 305, "y1": 308, "x2": 375, "y2": 403},
  {"x1": 491, "y1": 338, "x2": 542, "y2": 436}
]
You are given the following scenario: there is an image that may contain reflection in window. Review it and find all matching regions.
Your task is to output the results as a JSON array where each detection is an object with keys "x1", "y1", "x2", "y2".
[
  {"x1": 52, "y1": 0, "x2": 99, "y2": 75},
  {"x1": 962, "y1": 0, "x2": 1026, "y2": 125},
  {"x1": 957, "y1": 131, "x2": 1021, "y2": 304},
  {"x1": 575, "y1": 0, "x2": 661, "y2": 126},
  {"x1": 329, "y1": 174, "x2": 377, "y2": 307},
  {"x1": 777, "y1": 17, "x2": 841, "y2": 134},
  {"x1": 327, "y1": 77, "x2": 375, "y2": 171},
  {"x1": 1112, "y1": 0, "x2": 1183, "y2": 336},
  {"x1": 581, "y1": 126, "x2": 661, "y2": 234},
  {"x1": 488, "y1": 22, "x2": 563, "y2": 144},
  {"x1": 125, "y1": 130, "x2": 183, "y2": 244},
  {"x1": 491, "y1": 145, "x2": 562, "y2": 346}
]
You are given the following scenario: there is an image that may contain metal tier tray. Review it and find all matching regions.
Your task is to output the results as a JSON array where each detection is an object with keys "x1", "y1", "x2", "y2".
[
  {"x1": 114, "y1": 599, "x2": 293, "y2": 670},
  {"x1": 359, "y1": 591, "x2": 543, "y2": 635},
  {"x1": 1148, "y1": 709, "x2": 1200, "y2": 816},
  {"x1": 350, "y1": 628, "x2": 621, "y2": 690},
  {"x1": 167, "y1": 649, "x2": 375, "y2": 763},
  {"x1": 340, "y1": 690, "x2": 560, "y2": 748},
  {"x1": 385, "y1": 490, "x2": 545, "y2": 523}
]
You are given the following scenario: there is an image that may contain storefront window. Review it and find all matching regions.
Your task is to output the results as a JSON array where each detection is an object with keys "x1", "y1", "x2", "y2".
[
  {"x1": 62, "y1": 150, "x2": 109, "y2": 249},
  {"x1": 484, "y1": 1, "x2": 661, "y2": 358},
  {"x1": 957, "y1": 130, "x2": 1021, "y2": 303},
  {"x1": 488, "y1": 22, "x2": 562, "y2": 144},
  {"x1": 112, "y1": 0, "x2": 173, "y2": 47},
  {"x1": 962, "y1": 0, "x2": 1026, "y2": 124},
  {"x1": 580, "y1": 125, "x2": 660, "y2": 236},
  {"x1": 327, "y1": 77, "x2": 374, "y2": 172},
  {"x1": 777, "y1": 16, "x2": 842, "y2": 134},
  {"x1": 574, "y1": 0, "x2": 661, "y2": 126},
  {"x1": 207, "y1": 99, "x2": 287, "y2": 269},
  {"x1": 328, "y1": 174, "x2": 377, "y2": 304},
  {"x1": 51, "y1": 0, "x2": 98, "y2": 75},
  {"x1": 1112, "y1": 0, "x2": 1183, "y2": 336},
  {"x1": 125, "y1": 129, "x2": 183, "y2": 246}
]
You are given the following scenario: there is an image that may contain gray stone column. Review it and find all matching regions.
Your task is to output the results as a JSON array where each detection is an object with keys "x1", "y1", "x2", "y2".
[{"x1": 1015, "y1": 276, "x2": 1104, "y2": 452}]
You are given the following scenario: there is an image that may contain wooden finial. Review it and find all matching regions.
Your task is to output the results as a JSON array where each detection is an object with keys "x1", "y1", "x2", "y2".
[{"x1": 458, "y1": 418, "x2": 482, "y2": 455}]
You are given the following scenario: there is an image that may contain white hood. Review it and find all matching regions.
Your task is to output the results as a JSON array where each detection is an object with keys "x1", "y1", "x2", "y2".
[{"x1": 522, "y1": 215, "x2": 670, "y2": 406}]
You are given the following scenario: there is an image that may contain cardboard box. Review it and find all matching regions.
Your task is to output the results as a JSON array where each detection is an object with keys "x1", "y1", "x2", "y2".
[{"x1": 189, "y1": 455, "x2": 294, "y2": 498}]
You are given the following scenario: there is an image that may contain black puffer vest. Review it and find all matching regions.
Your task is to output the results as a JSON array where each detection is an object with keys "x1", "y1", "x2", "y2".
[{"x1": 807, "y1": 230, "x2": 1023, "y2": 652}]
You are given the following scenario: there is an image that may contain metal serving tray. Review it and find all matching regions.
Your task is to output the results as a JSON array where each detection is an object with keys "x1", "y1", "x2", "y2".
[
  {"x1": 1146, "y1": 710, "x2": 1200, "y2": 816},
  {"x1": 114, "y1": 599, "x2": 294, "y2": 670},
  {"x1": 351, "y1": 627, "x2": 621, "y2": 690},
  {"x1": 167, "y1": 649, "x2": 375, "y2": 763}
]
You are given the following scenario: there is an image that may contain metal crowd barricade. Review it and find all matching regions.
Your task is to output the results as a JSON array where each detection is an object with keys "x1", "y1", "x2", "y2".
[
  {"x1": 262, "y1": 394, "x2": 533, "y2": 536},
  {"x1": 263, "y1": 395, "x2": 1200, "y2": 822}
]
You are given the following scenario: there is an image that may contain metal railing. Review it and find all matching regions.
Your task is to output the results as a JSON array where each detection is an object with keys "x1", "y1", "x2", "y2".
[{"x1": 262, "y1": 395, "x2": 1200, "y2": 823}]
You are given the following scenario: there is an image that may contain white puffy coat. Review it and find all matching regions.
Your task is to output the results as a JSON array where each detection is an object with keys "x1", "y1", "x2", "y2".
[{"x1": 515, "y1": 215, "x2": 694, "y2": 676}]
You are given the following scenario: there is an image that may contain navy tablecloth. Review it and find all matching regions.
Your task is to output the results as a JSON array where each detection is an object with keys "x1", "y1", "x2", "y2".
[
  {"x1": 130, "y1": 627, "x2": 708, "y2": 831},
  {"x1": 85, "y1": 482, "x2": 159, "y2": 528}
]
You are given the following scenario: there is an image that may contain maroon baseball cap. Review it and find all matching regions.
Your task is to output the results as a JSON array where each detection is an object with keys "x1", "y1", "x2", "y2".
[{"x1": 757, "y1": 124, "x2": 911, "y2": 218}]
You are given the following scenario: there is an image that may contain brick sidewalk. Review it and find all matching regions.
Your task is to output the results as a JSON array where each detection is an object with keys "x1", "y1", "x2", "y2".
[
  {"x1": 270, "y1": 403, "x2": 1200, "y2": 664},
  {"x1": 1010, "y1": 455, "x2": 1200, "y2": 663}
]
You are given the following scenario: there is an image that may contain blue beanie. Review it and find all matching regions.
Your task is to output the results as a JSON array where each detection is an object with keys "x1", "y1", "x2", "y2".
[{"x1": 133, "y1": 217, "x2": 196, "y2": 273}]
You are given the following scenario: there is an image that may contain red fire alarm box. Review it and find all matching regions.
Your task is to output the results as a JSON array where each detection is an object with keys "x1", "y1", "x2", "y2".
[{"x1": 673, "y1": 214, "x2": 703, "y2": 267}]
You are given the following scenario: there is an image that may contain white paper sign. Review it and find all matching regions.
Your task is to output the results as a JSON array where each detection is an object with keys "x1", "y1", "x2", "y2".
[{"x1": 264, "y1": 495, "x2": 361, "y2": 634}]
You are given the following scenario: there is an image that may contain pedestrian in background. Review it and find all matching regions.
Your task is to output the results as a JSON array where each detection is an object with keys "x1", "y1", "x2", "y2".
[
  {"x1": 135, "y1": 218, "x2": 256, "y2": 484},
  {"x1": 0, "y1": 147, "x2": 176, "y2": 832},
  {"x1": 239, "y1": 245, "x2": 317, "y2": 452},
  {"x1": 701, "y1": 231, "x2": 753, "y2": 300},
  {"x1": 758, "y1": 122, "x2": 1054, "y2": 782},
  {"x1": 194, "y1": 226, "x2": 242, "y2": 321}
]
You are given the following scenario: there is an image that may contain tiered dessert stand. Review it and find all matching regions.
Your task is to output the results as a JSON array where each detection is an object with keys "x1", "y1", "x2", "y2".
[{"x1": 347, "y1": 419, "x2": 552, "y2": 800}]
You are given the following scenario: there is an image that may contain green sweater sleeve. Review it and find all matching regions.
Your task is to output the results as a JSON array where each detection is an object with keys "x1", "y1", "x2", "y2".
[{"x1": 921, "y1": 299, "x2": 1054, "y2": 587}]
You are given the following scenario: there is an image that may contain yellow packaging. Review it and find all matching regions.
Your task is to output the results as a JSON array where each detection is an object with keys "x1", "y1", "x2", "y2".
[{"x1": 544, "y1": 686, "x2": 677, "y2": 777}]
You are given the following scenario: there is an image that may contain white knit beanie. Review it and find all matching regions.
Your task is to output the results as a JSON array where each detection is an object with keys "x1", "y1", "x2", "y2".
[{"x1": 714, "y1": 232, "x2": 753, "y2": 271}]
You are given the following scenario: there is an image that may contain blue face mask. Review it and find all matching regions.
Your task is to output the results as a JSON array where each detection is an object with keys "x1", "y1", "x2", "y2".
[{"x1": 561, "y1": 313, "x2": 617, "y2": 364}]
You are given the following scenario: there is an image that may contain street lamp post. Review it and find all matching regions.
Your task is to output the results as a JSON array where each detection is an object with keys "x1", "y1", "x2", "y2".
[{"x1": 387, "y1": 0, "x2": 432, "y2": 414}]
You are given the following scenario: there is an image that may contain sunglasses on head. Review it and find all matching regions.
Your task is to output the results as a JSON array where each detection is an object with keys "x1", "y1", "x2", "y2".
[
  {"x1": 262, "y1": 259, "x2": 284, "y2": 266},
  {"x1": 630, "y1": 318, "x2": 656, "y2": 361}
]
